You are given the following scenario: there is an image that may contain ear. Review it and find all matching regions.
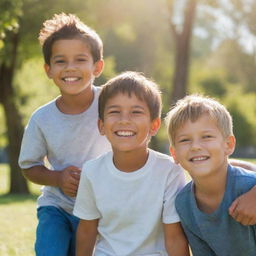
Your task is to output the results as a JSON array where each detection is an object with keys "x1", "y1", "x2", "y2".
[
  {"x1": 150, "y1": 118, "x2": 161, "y2": 136},
  {"x1": 98, "y1": 119, "x2": 105, "y2": 135},
  {"x1": 225, "y1": 135, "x2": 236, "y2": 157},
  {"x1": 93, "y1": 59, "x2": 104, "y2": 77},
  {"x1": 44, "y1": 63, "x2": 52, "y2": 79},
  {"x1": 169, "y1": 146, "x2": 179, "y2": 164}
]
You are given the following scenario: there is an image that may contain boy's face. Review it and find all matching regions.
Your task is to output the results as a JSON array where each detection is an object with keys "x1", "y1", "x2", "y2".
[
  {"x1": 170, "y1": 114, "x2": 235, "y2": 179},
  {"x1": 44, "y1": 38, "x2": 103, "y2": 96},
  {"x1": 98, "y1": 93, "x2": 160, "y2": 154}
]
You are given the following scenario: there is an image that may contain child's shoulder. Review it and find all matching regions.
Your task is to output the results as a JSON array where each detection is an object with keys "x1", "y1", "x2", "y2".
[
  {"x1": 229, "y1": 165, "x2": 256, "y2": 192},
  {"x1": 150, "y1": 149, "x2": 175, "y2": 163},
  {"x1": 176, "y1": 181, "x2": 192, "y2": 199},
  {"x1": 30, "y1": 98, "x2": 58, "y2": 119},
  {"x1": 175, "y1": 181, "x2": 193, "y2": 211},
  {"x1": 81, "y1": 151, "x2": 111, "y2": 176},
  {"x1": 149, "y1": 149, "x2": 183, "y2": 174},
  {"x1": 230, "y1": 164, "x2": 256, "y2": 177}
]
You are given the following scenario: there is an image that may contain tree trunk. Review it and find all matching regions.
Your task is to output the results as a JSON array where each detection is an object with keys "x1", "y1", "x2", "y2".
[
  {"x1": 0, "y1": 32, "x2": 29, "y2": 194},
  {"x1": 169, "y1": 0, "x2": 197, "y2": 104},
  {"x1": 3, "y1": 91, "x2": 29, "y2": 194}
]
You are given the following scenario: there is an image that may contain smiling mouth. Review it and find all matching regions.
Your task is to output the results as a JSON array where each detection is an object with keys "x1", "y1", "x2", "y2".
[
  {"x1": 115, "y1": 131, "x2": 136, "y2": 137},
  {"x1": 62, "y1": 77, "x2": 81, "y2": 82},
  {"x1": 190, "y1": 156, "x2": 209, "y2": 162}
]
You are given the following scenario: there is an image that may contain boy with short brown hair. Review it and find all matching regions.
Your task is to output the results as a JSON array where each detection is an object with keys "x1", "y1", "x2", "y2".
[
  {"x1": 19, "y1": 13, "x2": 111, "y2": 256},
  {"x1": 74, "y1": 71, "x2": 190, "y2": 256}
]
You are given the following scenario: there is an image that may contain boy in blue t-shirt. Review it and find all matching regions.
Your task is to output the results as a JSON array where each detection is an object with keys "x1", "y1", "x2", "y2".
[{"x1": 165, "y1": 94, "x2": 256, "y2": 256}]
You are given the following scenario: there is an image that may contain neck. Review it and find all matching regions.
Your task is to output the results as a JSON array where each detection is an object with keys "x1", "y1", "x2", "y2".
[
  {"x1": 113, "y1": 148, "x2": 149, "y2": 173},
  {"x1": 57, "y1": 88, "x2": 94, "y2": 114},
  {"x1": 193, "y1": 163, "x2": 228, "y2": 213}
]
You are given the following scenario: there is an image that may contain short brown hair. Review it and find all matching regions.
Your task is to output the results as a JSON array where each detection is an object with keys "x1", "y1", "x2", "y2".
[
  {"x1": 165, "y1": 94, "x2": 233, "y2": 146},
  {"x1": 99, "y1": 71, "x2": 162, "y2": 121},
  {"x1": 39, "y1": 13, "x2": 103, "y2": 65}
]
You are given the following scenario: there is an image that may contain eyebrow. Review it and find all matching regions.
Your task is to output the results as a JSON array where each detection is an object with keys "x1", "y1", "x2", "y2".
[
  {"x1": 52, "y1": 54, "x2": 89, "y2": 59},
  {"x1": 106, "y1": 105, "x2": 146, "y2": 109},
  {"x1": 176, "y1": 129, "x2": 216, "y2": 137}
]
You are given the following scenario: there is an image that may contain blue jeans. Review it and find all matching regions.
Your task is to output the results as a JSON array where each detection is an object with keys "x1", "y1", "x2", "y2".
[{"x1": 35, "y1": 206, "x2": 79, "y2": 256}]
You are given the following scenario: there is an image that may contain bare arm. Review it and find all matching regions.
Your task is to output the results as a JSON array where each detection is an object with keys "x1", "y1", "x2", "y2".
[
  {"x1": 164, "y1": 222, "x2": 190, "y2": 256},
  {"x1": 228, "y1": 159, "x2": 256, "y2": 225},
  {"x1": 76, "y1": 219, "x2": 98, "y2": 256},
  {"x1": 22, "y1": 165, "x2": 81, "y2": 197},
  {"x1": 229, "y1": 159, "x2": 256, "y2": 172},
  {"x1": 229, "y1": 185, "x2": 256, "y2": 225}
]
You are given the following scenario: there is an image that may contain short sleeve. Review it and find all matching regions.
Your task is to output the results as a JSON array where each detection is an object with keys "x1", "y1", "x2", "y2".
[
  {"x1": 162, "y1": 164, "x2": 186, "y2": 224},
  {"x1": 73, "y1": 164, "x2": 101, "y2": 220},
  {"x1": 18, "y1": 117, "x2": 47, "y2": 169}
]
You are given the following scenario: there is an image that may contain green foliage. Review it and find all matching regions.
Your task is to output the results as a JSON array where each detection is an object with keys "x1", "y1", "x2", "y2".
[
  {"x1": 0, "y1": 0, "x2": 22, "y2": 47},
  {"x1": 93, "y1": 0, "x2": 172, "y2": 75},
  {"x1": 96, "y1": 56, "x2": 118, "y2": 86},
  {"x1": 211, "y1": 40, "x2": 256, "y2": 93},
  {"x1": 14, "y1": 57, "x2": 59, "y2": 125},
  {"x1": 189, "y1": 62, "x2": 256, "y2": 147},
  {"x1": 199, "y1": 77, "x2": 226, "y2": 97},
  {"x1": 224, "y1": 88, "x2": 256, "y2": 147},
  {"x1": 190, "y1": 65, "x2": 227, "y2": 97}
]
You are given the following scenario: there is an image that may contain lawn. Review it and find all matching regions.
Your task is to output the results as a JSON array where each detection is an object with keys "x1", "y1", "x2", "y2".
[{"x1": 0, "y1": 164, "x2": 40, "y2": 256}]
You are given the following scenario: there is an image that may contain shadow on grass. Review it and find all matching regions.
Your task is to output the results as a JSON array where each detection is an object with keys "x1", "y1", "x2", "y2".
[{"x1": 0, "y1": 193, "x2": 38, "y2": 205}]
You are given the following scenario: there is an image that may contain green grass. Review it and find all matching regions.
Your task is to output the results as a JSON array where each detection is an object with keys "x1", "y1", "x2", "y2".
[
  {"x1": 0, "y1": 195, "x2": 38, "y2": 255},
  {"x1": 0, "y1": 164, "x2": 40, "y2": 256}
]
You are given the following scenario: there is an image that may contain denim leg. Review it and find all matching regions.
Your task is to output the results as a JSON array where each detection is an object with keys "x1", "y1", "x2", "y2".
[
  {"x1": 35, "y1": 206, "x2": 73, "y2": 256},
  {"x1": 68, "y1": 213, "x2": 80, "y2": 256}
]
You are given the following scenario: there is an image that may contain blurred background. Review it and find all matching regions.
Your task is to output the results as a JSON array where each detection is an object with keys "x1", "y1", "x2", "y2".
[{"x1": 1, "y1": 0, "x2": 256, "y2": 195}]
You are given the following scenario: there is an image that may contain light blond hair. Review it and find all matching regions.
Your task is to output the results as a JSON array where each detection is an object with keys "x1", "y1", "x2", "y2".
[{"x1": 165, "y1": 94, "x2": 233, "y2": 146}]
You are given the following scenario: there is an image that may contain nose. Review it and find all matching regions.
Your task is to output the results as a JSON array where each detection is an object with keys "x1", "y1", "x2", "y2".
[
  {"x1": 119, "y1": 112, "x2": 130, "y2": 123},
  {"x1": 65, "y1": 61, "x2": 77, "y2": 70},
  {"x1": 190, "y1": 139, "x2": 202, "y2": 151}
]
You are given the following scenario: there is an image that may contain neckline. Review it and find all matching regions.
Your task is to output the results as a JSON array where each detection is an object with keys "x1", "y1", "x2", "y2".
[
  {"x1": 106, "y1": 149, "x2": 155, "y2": 180},
  {"x1": 53, "y1": 86, "x2": 97, "y2": 117}
]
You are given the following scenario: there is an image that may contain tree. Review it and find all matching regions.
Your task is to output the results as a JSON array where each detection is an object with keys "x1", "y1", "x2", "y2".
[
  {"x1": 166, "y1": 0, "x2": 197, "y2": 104},
  {"x1": 0, "y1": 0, "x2": 94, "y2": 193},
  {"x1": 0, "y1": 0, "x2": 29, "y2": 193}
]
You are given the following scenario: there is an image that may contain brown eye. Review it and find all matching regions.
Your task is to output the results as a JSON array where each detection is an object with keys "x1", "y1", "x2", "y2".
[
  {"x1": 77, "y1": 58, "x2": 86, "y2": 62},
  {"x1": 55, "y1": 60, "x2": 65, "y2": 64},
  {"x1": 179, "y1": 139, "x2": 189, "y2": 143}
]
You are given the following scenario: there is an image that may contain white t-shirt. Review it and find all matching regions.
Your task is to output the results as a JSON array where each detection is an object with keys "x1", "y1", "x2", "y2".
[
  {"x1": 74, "y1": 149, "x2": 186, "y2": 256},
  {"x1": 18, "y1": 86, "x2": 111, "y2": 214}
]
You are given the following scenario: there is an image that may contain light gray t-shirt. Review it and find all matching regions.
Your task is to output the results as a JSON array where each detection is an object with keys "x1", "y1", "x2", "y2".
[
  {"x1": 19, "y1": 86, "x2": 111, "y2": 214},
  {"x1": 74, "y1": 149, "x2": 186, "y2": 256}
]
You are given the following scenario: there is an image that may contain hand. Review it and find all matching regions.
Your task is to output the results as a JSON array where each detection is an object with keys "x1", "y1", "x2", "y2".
[
  {"x1": 229, "y1": 185, "x2": 256, "y2": 225},
  {"x1": 58, "y1": 166, "x2": 81, "y2": 197}
]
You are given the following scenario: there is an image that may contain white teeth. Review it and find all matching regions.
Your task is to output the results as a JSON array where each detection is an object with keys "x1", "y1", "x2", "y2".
[
  {"x1": 116, "y1": 131, "x2": 135, "y2": 137},
  {"x1": 191, "y1": 156, "x2": 208, "y2": 161},
  {"x1": 63, "y1": 77, "x2": 79, "y2": 82}
]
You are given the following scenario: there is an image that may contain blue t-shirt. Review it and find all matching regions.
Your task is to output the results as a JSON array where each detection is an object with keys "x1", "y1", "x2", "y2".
[{"x1": 175, "y1": 165, "x2": 256, "y2": 256}]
